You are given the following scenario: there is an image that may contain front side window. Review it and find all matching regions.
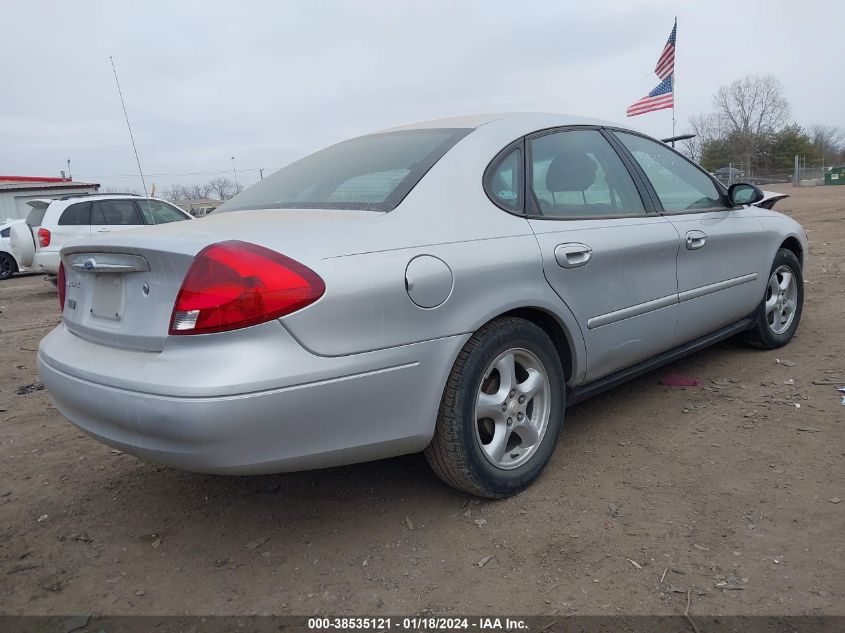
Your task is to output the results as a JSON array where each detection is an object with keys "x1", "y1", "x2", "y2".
[
  {"x1": 485, "y1": 147, "x2": 523, "y2": 212},
  {"x1": 92, "y1": 200, "x2": 142, "y2": 226},
  {"x1": 138, "y1": 199, "x2": 188, "y2": 224},
  {"x1": 529, "y1": 129, "x2": 645, "y2": 218},
  {"x1": 1, "y1": 227, "x2": 9, "y2": 238},
  {"x1": 218, "y1": 128, "x2": 471, "y2": 213},
  {"x1": 614, "y1": 131, "x2": 726, "y2": 212},
  {"x1": 58, "y1": 202, "x2": 91, "y2": 225}
]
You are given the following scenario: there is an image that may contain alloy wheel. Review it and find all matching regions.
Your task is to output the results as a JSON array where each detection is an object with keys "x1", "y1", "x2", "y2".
[
  {"x1": 474, "y1": 348, "x2": 551, "y2": 470},
  {"x1": 765, "y1": 265, "x2": 798, "y2": 335}
]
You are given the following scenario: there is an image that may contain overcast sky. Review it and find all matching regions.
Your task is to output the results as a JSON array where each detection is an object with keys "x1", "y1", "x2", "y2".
[{"x1": 1, "y1": 0, "x2": 842, "y2": 191}]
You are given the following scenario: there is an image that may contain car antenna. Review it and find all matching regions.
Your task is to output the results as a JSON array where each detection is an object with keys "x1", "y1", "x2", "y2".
[{"x1": 109, "y1": 56, "x2": 155, "y2": 221}]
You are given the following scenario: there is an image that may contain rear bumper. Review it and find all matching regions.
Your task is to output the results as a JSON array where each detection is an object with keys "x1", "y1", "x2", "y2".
[
  {"x1": 32, "y1": 250, "x2": 60, "y2": 274},
  {"x1": 38, "y1": 322, "x2": 467, "y2": 474}
]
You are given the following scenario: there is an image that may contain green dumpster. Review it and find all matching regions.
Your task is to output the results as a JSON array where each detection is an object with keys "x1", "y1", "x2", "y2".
[{"x1": 825, "y1": 166, "x2": 845, "y2": 185}]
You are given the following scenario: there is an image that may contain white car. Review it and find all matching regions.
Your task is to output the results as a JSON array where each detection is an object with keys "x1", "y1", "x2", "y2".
[
  {"x1": 10, "y1": 194, "x2": 194, "y2": 277},
  {"x1": 1, "y1": 220, "x2": 25, "y2": 280}
]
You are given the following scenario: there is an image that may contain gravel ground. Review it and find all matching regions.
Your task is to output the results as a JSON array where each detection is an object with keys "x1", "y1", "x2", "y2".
[{"x1": 0, "y1": 184, "x2": 842, "y2": 616}]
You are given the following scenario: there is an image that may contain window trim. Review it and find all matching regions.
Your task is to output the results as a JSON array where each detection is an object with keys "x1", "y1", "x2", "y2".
[
  {"x1": 607, "y1": 127, "x2": 735, "y2": 215},
  {"x1": 523, "y1": 125, "x2": 659, "y2": 221},
  {"x1": 482, "y1": 138, "x2": 527, "y2": 215}
]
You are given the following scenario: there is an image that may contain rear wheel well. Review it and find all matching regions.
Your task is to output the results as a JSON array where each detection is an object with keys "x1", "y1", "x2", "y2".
[
  {"x1": 780, "y1": 237, "x2": 803, "y2": 267},
  {"x1": 497, "y1": 307, "x2": 573, "y2": 383}
]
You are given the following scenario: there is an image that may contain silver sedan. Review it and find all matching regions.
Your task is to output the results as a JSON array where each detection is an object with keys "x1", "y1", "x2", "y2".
[{"x1": 38, "y1": 113, "x2": 806, "y2": 498}]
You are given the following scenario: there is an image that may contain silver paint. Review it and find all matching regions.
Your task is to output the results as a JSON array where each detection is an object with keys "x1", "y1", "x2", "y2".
[{"x1": 37, "y1": 113, "x2": 808, "y2": 475}]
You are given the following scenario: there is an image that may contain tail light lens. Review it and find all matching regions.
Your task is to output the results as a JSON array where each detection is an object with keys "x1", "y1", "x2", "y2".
[
  {"x1": 57, "y1": 262, "x2": 66, "y2": 311},
  {"x1": 38, "y1": 228, "x2": 51, "y2": 248},
  {"x1": 169, "y1": 240, "x2": 325, "y2": 335}
]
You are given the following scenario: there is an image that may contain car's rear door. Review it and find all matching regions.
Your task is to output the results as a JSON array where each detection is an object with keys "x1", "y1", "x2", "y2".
[
  {"x1": 90, "y1": 199, "x2": 146, "y2": 235},
  {"x1": 524, "y1": 127, "x2": 681, "y2": 383},
  {"x1": 53, "y1": 201, "x2": 94, "y2": 248},
  {"x1": 611, "y1": 131, "x2": 771, "y2": 345}
]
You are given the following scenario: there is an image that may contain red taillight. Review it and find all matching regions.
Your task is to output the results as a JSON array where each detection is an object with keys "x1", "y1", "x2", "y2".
[
  {"x1": 57, "y1": 262, "x2": 66, "y2": 311},
  {"x1": 169, "y1": 240, "x2": 325, "y2": 335},
  {"x1": 38, "y1": 228, "x2": 51, "y2": 248}
]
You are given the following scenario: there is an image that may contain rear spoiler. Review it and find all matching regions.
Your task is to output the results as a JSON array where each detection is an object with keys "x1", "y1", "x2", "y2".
[
  {"x1": 661, "y1": 133, "x2": 695, "y2": 147},
  {"x1": 25, "y1": 199, "x2": 54, "y2": 210}
]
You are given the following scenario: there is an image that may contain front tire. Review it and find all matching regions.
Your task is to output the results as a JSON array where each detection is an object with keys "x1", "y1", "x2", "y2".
[
  {"x1": 741, "y1": 248, "x2": 803, "y2": 349},
  {"x1": 424, "y1": 317, "x2": 564, "y2": 498}
]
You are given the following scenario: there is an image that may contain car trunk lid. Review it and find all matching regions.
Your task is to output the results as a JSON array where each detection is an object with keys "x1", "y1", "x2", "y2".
[{"x1": 59, "y1": 207, "x2": 379, "y2": 352}]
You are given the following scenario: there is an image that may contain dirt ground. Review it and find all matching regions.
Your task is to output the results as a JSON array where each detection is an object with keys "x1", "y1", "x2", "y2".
[{"x1": 0, "y1": 185, "x2": 842, "y2": 618}]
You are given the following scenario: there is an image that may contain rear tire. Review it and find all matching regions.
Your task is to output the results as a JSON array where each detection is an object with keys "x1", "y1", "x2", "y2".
[
  {"x1": 424, "y1": 317, "x2": 564, "y2": 499},
  {"x1": 0, "y1": 253, "x2": 15, "y2": 281},
  {"x1": 741, "y1": 248, "x2": 803, "y2": 349}
]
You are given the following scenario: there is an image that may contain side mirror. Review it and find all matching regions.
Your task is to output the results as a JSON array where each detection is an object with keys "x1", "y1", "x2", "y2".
[{"x1": 728, "y1": 182, "x2": 764, "y2": 206}]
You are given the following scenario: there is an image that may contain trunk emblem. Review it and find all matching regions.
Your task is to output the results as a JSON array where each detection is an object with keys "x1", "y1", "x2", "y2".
[{"x1": 83, "y1": 257, "x2": 96, "y2": 270}]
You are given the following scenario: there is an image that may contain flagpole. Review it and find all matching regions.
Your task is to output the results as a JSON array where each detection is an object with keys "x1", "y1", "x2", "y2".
[{"x1": 671, "y1": 74, "x2": 675, "y2": 147}]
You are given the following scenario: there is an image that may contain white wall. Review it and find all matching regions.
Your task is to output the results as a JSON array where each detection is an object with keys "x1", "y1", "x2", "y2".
[{"x1": 0, "y1": 187, "x2": 99, "y2": 221}]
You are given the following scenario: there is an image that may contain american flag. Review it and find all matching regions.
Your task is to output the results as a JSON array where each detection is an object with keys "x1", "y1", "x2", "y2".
[
  {"x1": 627, "y1": 76, "x2": 673, "y2": 117},
  {"x1": 654, "y1": 20, "x2": 676, "y2": 80},
  {"x1": 627, "y1": 19, "x2": 676, "y2": 117}
]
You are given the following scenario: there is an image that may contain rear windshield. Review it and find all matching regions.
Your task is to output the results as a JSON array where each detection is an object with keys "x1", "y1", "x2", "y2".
[
  {"x1": 26, "y1": 206, "x2": 48, "y2": 227},
  {"x1": 218, "y1": 128, "x2": 471, "y2": 213}
]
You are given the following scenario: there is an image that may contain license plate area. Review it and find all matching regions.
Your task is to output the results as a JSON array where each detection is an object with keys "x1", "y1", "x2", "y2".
[{"x1": 90, "y1": 274, "x2": 125, "y2": 321}]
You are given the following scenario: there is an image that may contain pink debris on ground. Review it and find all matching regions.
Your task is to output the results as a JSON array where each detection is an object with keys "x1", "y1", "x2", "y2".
[{"x1": 660, "y1": 373, "x2": 700, "y2": 387}]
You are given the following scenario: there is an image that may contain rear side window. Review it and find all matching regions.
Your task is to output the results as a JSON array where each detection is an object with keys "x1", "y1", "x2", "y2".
[
  {"x1": 58, "y1": 202, "x2": 92, "y2": 225},
  {"x1": 0, "y1": 227, "x2": 9, "y2": 238},
  {"x1": 485, "y1": 147, "x2": 523, "y2": 212},
  {"x1": 138, "y1": 200, "x2": 188, "y2": 224},
  {"x1": 218, "y1": 128, "x2": 472, "y2": 213},
  {"x1": 614, "y1": 131, "x2": 726, "y2": 212},
  {"x1": 92, "y1": 200, "x2": 143, "y2": 225}
]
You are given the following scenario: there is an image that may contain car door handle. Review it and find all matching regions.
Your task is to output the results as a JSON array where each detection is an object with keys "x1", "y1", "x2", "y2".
[
  {"x1": 96, "y1": 228, "x2": 111, "y2": 233},
  {"x1": 685, "y1": 230, "x2": 707, "y2": 250},
  {"x1": 554, "y1": 243, "x2": 592, "y2": 269}
]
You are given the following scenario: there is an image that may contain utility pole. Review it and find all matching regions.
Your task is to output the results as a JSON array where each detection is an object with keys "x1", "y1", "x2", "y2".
[
  {"x1": 67, "y1": 159, "x2": 72, "y2": 181},
  {"x1": 230, "y1": 156, "x2": 239, "y2": 191}
]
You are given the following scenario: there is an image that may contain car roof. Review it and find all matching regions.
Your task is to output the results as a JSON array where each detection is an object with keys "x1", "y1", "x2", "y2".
[
  {"x1": 379, "y1": 112, "x2": 622, "y2": 134},
  {"x1": 36, "y1": 194, "x2": 171, "y2": 208}
]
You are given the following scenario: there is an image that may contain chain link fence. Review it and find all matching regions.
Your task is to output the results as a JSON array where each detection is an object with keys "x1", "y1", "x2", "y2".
[{"x1": 711, "y1": 156, "x2": 826, "y2": 187}]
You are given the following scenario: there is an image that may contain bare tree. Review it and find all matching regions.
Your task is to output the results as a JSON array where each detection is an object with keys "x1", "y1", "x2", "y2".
[
  {"x1": 162, "y1": 182, "x2": 215, "y2": 202},
  {"x1": 809, "y1": 124, "x2": 844, "y2": 164},
  {"x1": 208, "y1": 177, "x2": 243, "y2": 201},
  {"x1": 712, "y1": 74, "x2": 790, "y2": 165},
  {"x1": 162, "y1": 184, "x2": 188, "y2": 201},
  {"x1": 682, "y1": 112, "x2": 724, "y2": 162}
]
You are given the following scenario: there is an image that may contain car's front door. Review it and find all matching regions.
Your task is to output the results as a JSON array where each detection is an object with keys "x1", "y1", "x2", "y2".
[
  {"x1": 612, "y1": 131, "x2": 771, "y2": 345},
  {"x1": 525, "y1": 128, "x2": 681, "y2": 383}
]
